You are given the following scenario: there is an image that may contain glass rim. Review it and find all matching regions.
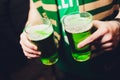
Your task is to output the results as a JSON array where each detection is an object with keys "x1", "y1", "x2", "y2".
[
  {"x1": 62, "y1": 11, "x2": 93, "y2": 33},
  {"x1": 62, "y1": 11, "x2": 93, "y2": 25},
  {"x1": 24, "y1": 18, "x2": 52, "y2": 34}
]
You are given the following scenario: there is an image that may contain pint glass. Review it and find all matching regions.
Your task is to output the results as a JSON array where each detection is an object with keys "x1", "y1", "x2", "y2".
[
  {"x1": 25, "y1": 18, "x2": 59, "y2": 65},
  {"x1": 63, "y1": 12, "x2": 93, "y2": 62}
]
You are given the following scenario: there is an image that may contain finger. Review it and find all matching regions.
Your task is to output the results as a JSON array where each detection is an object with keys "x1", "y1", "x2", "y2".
[
  {"x1": 91, "y1": 49, "x2": 104, "y2": 58},
  {"x1": 77, "y1": 28, "x2": 107, "y2": 48},
  {"x1": 24, "y1": 51, "x2": 40, "y2": 58},
  {"x1": 101, "y1": 42, "x2": 113, "y2": 49},
  {"x1": 93, "y1": 20, "x2": 104, "y2": 28},
  {"x1": 104, "y1": 48, "x2": 113, "y2": 51},
  {"x1": 92, "y1": 42, "x2": 113, "y2": 52},
  {"x1": 101, "y1": 33, "x2": 112, "y2": 44},
  {"x1": 21, "y1": 42, "x2": 41, "y2": 55},
  {"x1": 78, "y1": 21, "x2": 108, "y2": 48},
  {"x1": 27, "y1": 56, "x2": 33, "y2": 59},
  {"x1": 20, "y1": 32, "x2": 37, "y2": 50}
]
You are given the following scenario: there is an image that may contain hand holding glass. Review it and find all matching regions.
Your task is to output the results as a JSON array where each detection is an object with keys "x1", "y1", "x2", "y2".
[
  {"x1": 25, "y1": 18, "x2": 59, "y2": 65},
  {"x1": 63, "y1": 12, "x2": 93, "y2": 62}
]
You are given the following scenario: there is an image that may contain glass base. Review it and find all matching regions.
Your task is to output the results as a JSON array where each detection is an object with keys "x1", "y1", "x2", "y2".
[
  {"x1": 40, "y1": 53, "x2": 58, "y2": 65},
  {"x1": 72, "y1": 51, "x2": 91, "y2": 62}
]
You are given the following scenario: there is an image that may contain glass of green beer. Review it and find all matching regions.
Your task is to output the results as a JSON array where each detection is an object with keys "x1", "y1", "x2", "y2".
[
  {"x1": 62, "y1": 12, "x2": 93, "y2": 62},
  {"x1": 25, "y1": 18, "x2": 59, "y2": 65}
]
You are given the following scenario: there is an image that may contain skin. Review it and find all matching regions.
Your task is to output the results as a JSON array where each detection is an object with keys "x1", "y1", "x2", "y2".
[
  {"x1": 20, "y1": 0, "x2": 120, "y2": 59},
  {"x1": 20, "y1": 0, "x2": 41, "y2": 59},
  {"x1": 78, "y1": 20, "x2": 120, "y2": 57}
]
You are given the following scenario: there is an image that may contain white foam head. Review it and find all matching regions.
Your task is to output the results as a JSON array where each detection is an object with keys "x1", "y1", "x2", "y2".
[
  {"x1": 63, "y1": 13, "x2": 92, "y2": 33},
  {"x1": 26, "y1": 24, "x2": 53, "y2": 41}
]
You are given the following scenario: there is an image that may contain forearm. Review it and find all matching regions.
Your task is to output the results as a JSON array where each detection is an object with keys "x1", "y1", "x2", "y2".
[{"x1": 26, "y1": 0, "x2": 42, "y2": 25}]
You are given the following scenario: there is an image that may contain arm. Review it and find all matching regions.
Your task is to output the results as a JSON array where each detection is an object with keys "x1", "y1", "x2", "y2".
[
  {"x1": 20, "y1": 0, "x2": 41, "y2": 59},
  {"x1": 26, "y1": 0, "x2": 42, "y2": 25}
]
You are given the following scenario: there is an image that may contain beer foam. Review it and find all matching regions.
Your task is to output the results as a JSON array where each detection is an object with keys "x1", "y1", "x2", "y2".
[
  {"x1": 64, "y1": 14, "x2": 92, "y2": 33},
  {"x1": 26, "y1": 24, "x2": 53, "y2": 41}
]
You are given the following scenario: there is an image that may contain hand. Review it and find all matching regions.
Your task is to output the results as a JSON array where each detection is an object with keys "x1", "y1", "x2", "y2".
[
  {"x1": 77, "y1": 20, "x2": 120, "y2": 57},
  {"x1": 20, "y1": 32, "x2": 41, "y2": 59}
]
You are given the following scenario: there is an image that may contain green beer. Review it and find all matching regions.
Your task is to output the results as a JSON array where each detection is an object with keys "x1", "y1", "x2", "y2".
[
  {"x1": 63, "y1": 12, "x2": 93, "y2": 62},
  {"x1": 25, "y1": 18, "x2": 58, "y2": 65}
]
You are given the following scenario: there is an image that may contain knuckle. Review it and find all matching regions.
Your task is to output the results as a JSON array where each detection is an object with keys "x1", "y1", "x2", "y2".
[
  {"x1": 20, "y1": 34, "x2": 22, "y2": 38},
  {"x1": 24, "y1": 51, "x2": 28, "y2": 57},
  {"x1": 108, "y1": 35, "x2": 113, "y2": 41}
]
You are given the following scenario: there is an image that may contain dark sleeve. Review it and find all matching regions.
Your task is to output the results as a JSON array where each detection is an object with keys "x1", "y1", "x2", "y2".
[
  {"x1": 117, "y1": 0, "x2": 120, "y2": 5},
  {"x1": 9, "y1": 0, "x2": 30, "y2": 35},
  {"x1": 0, "y1": 0, "x2": 30, "y2": 56}
]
